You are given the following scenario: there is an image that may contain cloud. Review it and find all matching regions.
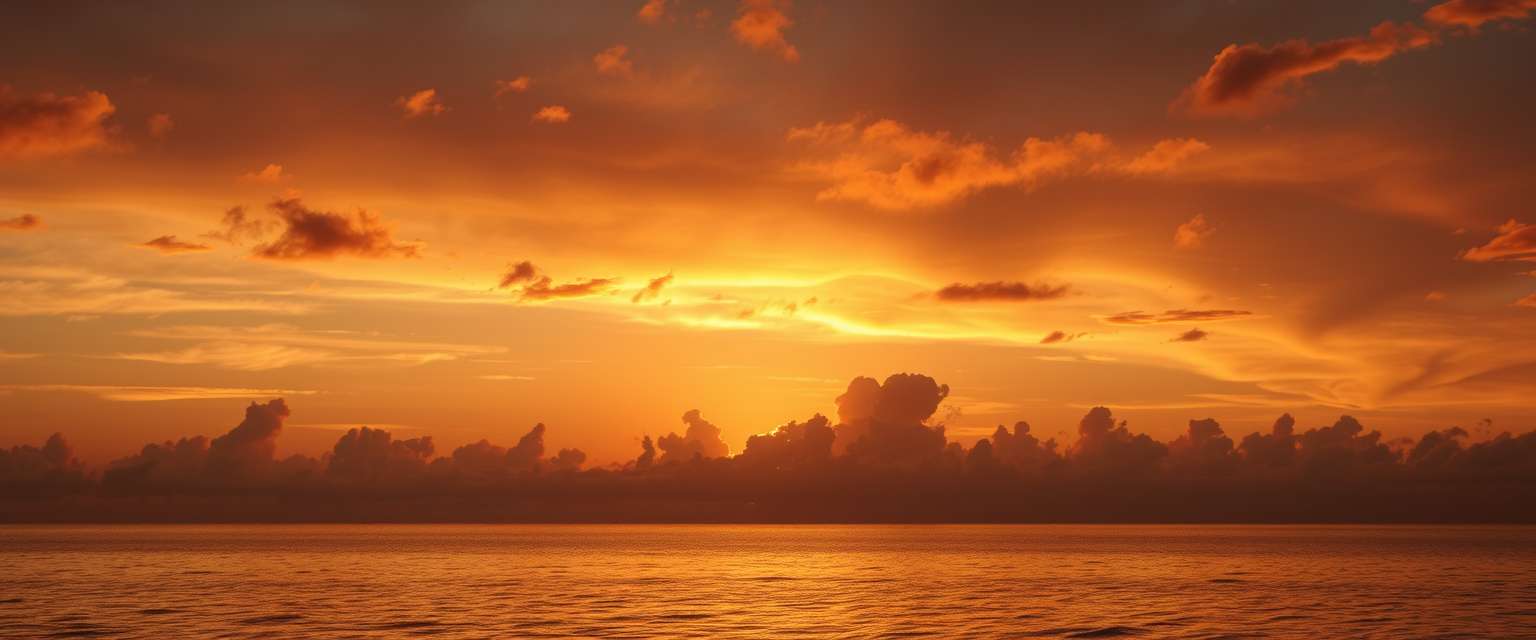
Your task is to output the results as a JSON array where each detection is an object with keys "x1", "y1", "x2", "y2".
[
  {"x1": 205, "y1": 206, "x2": 272, "y2": 244},
  {"x1": 1515, "y1": 293, "x2": 1536, "y2": 308},
  {"x1": 498, "y1": 261, "x2": 541, "y2": 288},
  {"x1": 1460, "y1": 219, "x2": 1536, "y2": 263},
  {"x1": 494, "y1": 76, "x2": 532, "y2": 96},
  {"x1": 497, "y1": 261, "x2": 620, "y2": 302},
  {"x1": 1171, "y1": 327, "x2": 1210, "y2": 342},
  {"x1": 239, "y1": 163, "x2": 287, "y2": 183},
  {"x1": 656, "y1": 409, "x2": 730, "y2": 462},
  {"x1": 146, "y1": 113, "x2": 174, "y2": 138},
  {"x1": 788, "y1": 118, "x2": 1207, "y2": 209},
  {"x1": 732, "y1": 0, "x2": 800, "y2": 62},
  {"x1": 0, "y1": 214, "x2": 41, "y2": 231},
  {"x1": 1040, "y1": 330, "x2": 1085, "y2": 344},
  {"x1": 1179, "y1": 0, "x2": 1536, "y2": 117},
  {"x1": 632, "y1": 272, "x2": 674, "y2": 303},
  {"x1": 397, "y1": 89, "x2": 447, "y2": 118},
  {"x1": 0, "y1": 86, "x2": 116, "y2": 158},
  {"x1": 1174, "y1": 214, "x2": 1214, "y2": 250},
  {"x1": 1424, "y1": 0, "x2": 1536, "y2": 28},
  {"x1": 252, "y1": 197, "x2": 419, "y2": 260},
  {"x1": 637, "y1": 0, "x2": 669, "y2": 24},
  {"x1": 532, "y1": 105, "x2": 572, "y2": 124},
  {"x1": 139, "y1": 235, "x2": 212, "y2": 254},
  {"x1": 328, "y1": 426, "x2": 435, "y2": 484},
  {"x1": 116, "y1": 342, "x2": 334, "y2": 371},
  {"x1": 206, "y1": 399, "x2": 290, "y2": 477},
  {"x1": 834, "y1": 373, "x2": 951, "y2": 466},
  {"x1": 1103, "y1": 309, "x2": 1252, "y2": 324},
  {"x1": 120, "y1": 323, "x2": 501, "y2": 370},
  {"x1": 934, "y1": 281, "x2": 1071, "y2": 302},
  {"x1": 594, "y1": 45, "x2": 635, "y2": 77},
  {"x1": 0, "y1": 384, "x2": 316, "y2": 402}
]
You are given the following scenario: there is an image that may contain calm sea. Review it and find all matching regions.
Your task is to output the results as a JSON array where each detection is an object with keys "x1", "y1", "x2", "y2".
[{"x1": 1, "y1": 525, "x2": 1532, "y2": 638}]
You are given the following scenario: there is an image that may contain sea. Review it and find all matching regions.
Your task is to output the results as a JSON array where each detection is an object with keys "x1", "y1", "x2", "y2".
[{"x1": 1, "y1": 524, "x2": 1532, "y2": 638}]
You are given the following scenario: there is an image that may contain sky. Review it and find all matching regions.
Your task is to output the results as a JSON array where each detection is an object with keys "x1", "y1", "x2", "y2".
[{"x1": 2, "y1": 0, "x2": 1536, "y2": 467}]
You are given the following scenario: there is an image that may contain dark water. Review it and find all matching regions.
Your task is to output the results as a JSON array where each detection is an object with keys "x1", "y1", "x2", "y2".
[{"x1": 1, "y1": 525, "x2": 1533, "y2": 638}]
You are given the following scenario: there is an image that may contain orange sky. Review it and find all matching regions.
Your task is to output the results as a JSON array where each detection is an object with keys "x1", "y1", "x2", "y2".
[{"x1": 2, "y1": 0, "x2": 1535, "y2": 466}]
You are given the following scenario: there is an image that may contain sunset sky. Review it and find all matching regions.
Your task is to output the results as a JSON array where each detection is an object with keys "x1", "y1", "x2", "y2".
[{"x1": 3, "y1": 0, "x2": 1535, "y2": 466}]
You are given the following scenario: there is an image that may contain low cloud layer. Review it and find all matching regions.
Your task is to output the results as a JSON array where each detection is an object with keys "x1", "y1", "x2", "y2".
[{"x1": 3, "y1": 372, "x2": 1534, "y2": 522}]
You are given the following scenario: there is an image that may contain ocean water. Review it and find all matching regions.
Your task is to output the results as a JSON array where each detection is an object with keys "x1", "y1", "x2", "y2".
[{"x1": 1, "y1": 525, "x2": 1533, "y2": 639}]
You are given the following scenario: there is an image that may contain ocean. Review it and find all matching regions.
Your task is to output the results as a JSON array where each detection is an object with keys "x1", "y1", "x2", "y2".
[{"x1": 1, "y1": 524, "x2": 1532, "y2": 638}]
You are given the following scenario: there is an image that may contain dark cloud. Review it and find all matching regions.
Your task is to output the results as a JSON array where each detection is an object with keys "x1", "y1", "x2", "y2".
[
  {"x1": 632, "y1": 272, "x2": 673, "y2": 303},
  {"x1": 934, "y1": 281, "x2": 1070, "y2": 302},
  {"x1": 1105, "y1": 309, "x2": 1251, "y2": 325},
  {"x1": 496, "y1": 259, "x2": 620, "y2": 302},
  {"x1": 140, "y1": 235, "x2": 211, "y2": 254},
  {"x1": 10, "y1": 376, "x2": 1536, "y2": 522},
  {"x1": 204, "y1": 206, "x2": 271, "y2": 245},
  {"x1": 0, "y1": 86, "x2": 115, "y2": 158},
  {"x1": 657, "y1": 409, "x2": 730, "y2": 463},
  {"x1": 1180, "y1": 0, "x2": 1536, "y2": 116},
  {"x1": 252, "y1": 198, "x2": 419, "y2": 260},
  {"x1": 1039, "y1": 330, "x2": 1085, "y2": 344},
  {"x1": 497, "y1": 261, "x2": 540, "y2": 288},
  {"x1": 1171, "y1": 327, "x2": 1209, "y2": 342},
  {"x1": 0, "y1": 214, "x2": 41, "y2": 231}
]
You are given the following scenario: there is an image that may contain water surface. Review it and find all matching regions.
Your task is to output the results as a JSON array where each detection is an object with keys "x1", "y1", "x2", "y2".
[{"x1": 2, "y1": 524, "x2": 1533, "y2": 638}]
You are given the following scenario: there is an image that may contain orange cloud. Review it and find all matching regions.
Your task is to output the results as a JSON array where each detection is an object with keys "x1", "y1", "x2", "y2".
[
  {"x1": 146, "y1": 113, "x2": 174, "y2": 138},
  {"x1": 1424, "y1": 0, "x2": 1536, "y2": 28},
  {"x1": 139, "y1": 235, "x2": 212, "y2": 254},
  {"x1": 397, "y1": 88, "x2": 447, "y2": 118},
  {"x1": 1039, "y1": 330, "x2": 1085, "y2": 344},
  {"x1": 493, "y1": 76, "x2": 532, "y2": 96},
  {"x1": 532, "y1": 105, "x2": 572, "y2": 124},
  {"x1": 497, "y1": 260, "x2": 540, "y2": 288},
  {"x1": 1180, "y1": 0, "x2": 1536, "y2": 117},
  {"x1": 636, "y1": 0, "x2": 668, "y2": 24},
  {"x1": 252, "y1": 198, "x2": 419, "y2": 260},
  {"x1": 1516, "y1": 293, "x2": 1536, "y2": 308},
  {"x1": 788, "y1": 118, "x2": 1207, "y2": 209},
  {"x1": 497, "y1": 260, "x2": 620, "y2": 301},
  {"x1": 1174, "y1": 213, "x2": 1214, "y2": 250},
  {"x1": 732, "y1": 0, "x2": 799, "y2": 62},
  {"x1": 0, "y1": 214, "x2": 41, "y2": 231},
  {"x1": 239, "y1": 163, "x2": 287, "y2": 183},
  {"x1": 1105, "y1": 309, "x2": 1252, "y2": 325},
  {"x1": 1460, "y1": 219, "x2": 1536, "y2": 263},
  {"x1": 594, "y1": 45, "x2": 635, "y2": 77},
  {"x1": 633, "y1": 272, "x2": 674, "y2": 303},
  {"x1": 934, "y1": 281, "x2": 1071, "y2": 303},
  {"x1": 0, "y1": 86, "x2": 115, "y2": 158},
  {"x1": 205, "y1": 205, "x2": 271, "y2": 244}
]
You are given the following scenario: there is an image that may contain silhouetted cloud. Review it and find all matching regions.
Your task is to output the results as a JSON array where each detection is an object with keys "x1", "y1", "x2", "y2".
[
  {"x1": 252, "y1": 198, "x2": 419, "y2": 260},
  {"x1": 0, "y1": 86, "x2": 115, "y2": 158},
  {"x1": 11, "y1": 374, "x2": 1536, "y2": 522},
  {"x1": 1461, "y1": 219, "x2": 1536, "y2": 263},
  {"x1": 140, "y1": 235, "x2": 211, "y2": 254},
  {"x1": 632, "y1": 272, "x2": 673, "y2": 303},
  {"x1": 1040, "y1": 330, "x2": 1084, "y2": 344},
  {"x1": 935, "y1": 281, "x2": 1070, "y2": 302},
  {"x1": 205, "y1": 206, "x2": 271, "y2": 244},
  {"x1": 732, "y1": 0, "x2": 799, "y2": 62},
  {"x1": 0, "y1": 214, "x2": 41, "y2": 231},
  {"x1": 519, "y1": 276, "x2": 620, "y2": 302},
  {"x1": 1105, "y1": 309, "x2": 1251, "y2": 324},
  {"x1": 1171, "y1": 327, "x2": 1209, "y2": 342}
]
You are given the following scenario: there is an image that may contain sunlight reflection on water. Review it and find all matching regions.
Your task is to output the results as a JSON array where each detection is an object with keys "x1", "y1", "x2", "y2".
[{"x1": 2, "y1": 524, "x2": 1533, "y2": 638}]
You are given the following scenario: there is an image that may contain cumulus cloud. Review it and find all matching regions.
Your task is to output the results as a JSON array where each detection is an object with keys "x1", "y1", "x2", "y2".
[
  {"x1": 1104, "y1": 309, "x2": 1252, "y2": 324},
  {"x1": 328, "y1": 426, "x2": 435, "y2": 484},
  {"x1": 397, "y1": 89, "x2": 447, "y2": 118},
  {"x1": 1460, "y1": 219, "x2": 1536, "y2": 263},
  {"x1": 935, "y1": 281, "x2": 1071, "y2": 302},
  {"x1": 1171, "y1": 327, "x2": 1210, "y2": 342},
  {"x1": 788, "y1": 118, "x2": 1207, "y2": 209},
  {"x1": 140, "y1": 235, "x2": 212, "y2": 254},
  {"x1": 0, "y1": 214, "x2": 41, "y2": 231},
  {"x1": 594, "y1": 45, "x2": 635, "y2": 77},
  {"x1": 657, "y1": 409, "x2": 730, "y2": 463},
  {"x1": 532, "y1": 105, "x2": 572, "y2": 124},
  {"x1": 1179, "y1": 0, "x2": 1536, "y2": 117},
  {"x1": 146, "y1": 113, "x2": 174, "y2": 138},
  {"x1": 0, "y1": 86, "x2": 115, "y2": 158},
  {"x1": 632, "y1": 272, "x2": 673, "y2": 303},
  {"x1": 732, "y1": 0, "x2": 800, "y2": 62},
  {"x1": 494, "y1": 76, "x2": 532, "y2": 96},
  {"x1": 252, "y1": 197, "x2": 419, "y2": 260},
  {"x1": 834, "y1": 373, "x2": 951, "y2": 467},
  {"x1": 239, "y1": 163, "x2": 287, "y2": 183},
  {"x1": 1174, "y1": 214, "x2": 1214, "y2": 250}
]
